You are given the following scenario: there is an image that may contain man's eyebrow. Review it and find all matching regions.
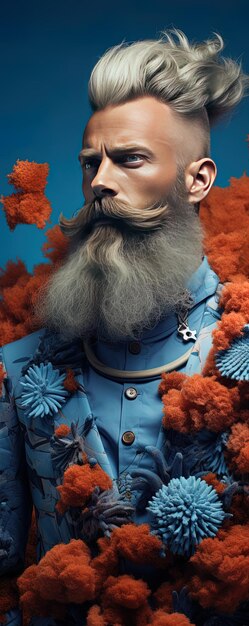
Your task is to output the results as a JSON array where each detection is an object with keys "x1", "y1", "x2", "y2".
[{"x1": 78, "y1": 145, "x2": 155, "y2": 160}]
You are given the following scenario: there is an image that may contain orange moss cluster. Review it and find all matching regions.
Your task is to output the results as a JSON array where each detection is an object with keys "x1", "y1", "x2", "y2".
[
  {"x1": 0, "y1": 225, "x2": 69, "y2": 348},
  {"x1": 18, "y1": 539, "x2": 96, "y2": 625},
  {"x1": 16, "y1": 522, "x2": 198, "y2": 626},
  {"x1": 200, "y1": 173, "x2": 249, "y2": 282},
  {"x1": 189, "y1": 524, "x2": 249, "y2": 612},
  {"x1": 54, "y1": 424, "x2": 71, "y2": 438},
  {"x1": 56, "y1": 462, "x2": 113, "y2": 513},
  {"x1": 1, "y1": 160, "x2": 52, "y2": 229},
  {"x1": 0, "y1": 259, "x2": 52, "y2": 345},
  {"x1": 201, "y1": 472, "x2": 226, "y2": 496},
  {"x1": 63, "y1": 368, "x2": 80, "y2": 392},
  {"x1": 226, "y1": 422, "x2": 249, "y2": 473},
  {"x1": 86, "y1": 574, "x2": 152, "y2": 626},
  {"x1": 91, "y1": 524, "x2": 164, "y2": 592},
  {"x1": 153, "y1": 579, "x2": 188, "y2": 614},
  {"x1": 42, "y1": 223, "x2": 69, "y2": 265},
  {"x1": 8, "y1": 160, "x2": 49, "y2": 193},
  {"x1": 112, "y1": 523, "x2": 163, "y2": 565},
  {"x1": 149, "y1": 612, "x2": 194, "y2": 626},
  {"x1": 205, "y1": 282, "x2": 249, "y2": 362},
  {"x1": 161, "y1": 373, "x2": 237, "y2": 433}
]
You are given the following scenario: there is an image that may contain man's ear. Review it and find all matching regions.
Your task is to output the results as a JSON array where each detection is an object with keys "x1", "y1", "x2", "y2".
[{"x1": 185, "y1": 158, "x2": 217, "y2": 204}]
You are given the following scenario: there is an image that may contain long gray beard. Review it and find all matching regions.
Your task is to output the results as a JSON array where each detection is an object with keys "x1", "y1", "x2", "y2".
[{"x1": 36, "y1": 177, "x2": 203, "y2": 341}]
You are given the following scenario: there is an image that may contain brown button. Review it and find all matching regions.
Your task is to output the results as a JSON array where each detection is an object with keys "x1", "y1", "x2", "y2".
[
  {"x1": 124, "y1": 387, "x2": 138, "y2": 400},
  {"x1": 128, "y1": 341, "x2": 141, "y2": 355},
  {"x1": 121, "y1": 431, "x2": 135, "y2": 445}
]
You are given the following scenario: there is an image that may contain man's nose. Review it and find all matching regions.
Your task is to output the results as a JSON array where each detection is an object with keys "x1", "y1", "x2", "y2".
[{"x1": 91, "y1": 159, "x2": 119, "y2": 198}]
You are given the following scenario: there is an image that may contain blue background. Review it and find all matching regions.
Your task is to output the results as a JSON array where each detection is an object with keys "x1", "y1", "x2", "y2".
[{"x1": 1, "y1": 0, "x2": 249, "y2": 272}]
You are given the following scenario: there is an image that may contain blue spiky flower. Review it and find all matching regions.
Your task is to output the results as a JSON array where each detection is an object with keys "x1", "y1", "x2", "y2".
[
  {"x1": 20, "y1": 362, "x2": 68, "y2": 418},
  {"x1": 147, "y1": 475, "x2": 227, "y2": 556},
  {"x1": 216, "y1": 324, "x2": 249, "y2": 381}
]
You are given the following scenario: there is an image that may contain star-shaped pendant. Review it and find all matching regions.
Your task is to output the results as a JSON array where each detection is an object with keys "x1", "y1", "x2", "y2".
[{"x1": 177, "y1": 323, "x2": 197, "y2": 342}]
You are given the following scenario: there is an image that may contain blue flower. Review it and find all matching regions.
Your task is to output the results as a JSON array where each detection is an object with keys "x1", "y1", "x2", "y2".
[
  {"x1": 80, "y1": 485, "x2": 135, "y2": 540},
  {"x1": 51, "y1": 418, "x2": 94, "y2": 474},
  {"x1": 183, "y1": 430, "x2": 230, "y2": 479},
  {"x1": 172, "y1": 586, "x2": 193, "y2": 619},
  {"x1": 21, "y1": 328, "x2": 86, "y2": 378},
  {"x1": 216, "y1": 324, "x2": 249, "y2": 381},
  {"x1": 147, "y1": 475, "x2": 228, "y2": 556},
  {"x1": 20, "y1": 362, "x2": 68, "y2": 418}
]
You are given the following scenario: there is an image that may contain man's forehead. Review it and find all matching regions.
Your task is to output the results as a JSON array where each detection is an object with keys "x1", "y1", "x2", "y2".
[{"x1": 82, "y1": 96, "x2": 177, "y2": 151}]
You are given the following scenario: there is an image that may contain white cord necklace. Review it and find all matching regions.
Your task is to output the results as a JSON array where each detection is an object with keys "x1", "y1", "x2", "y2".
[{"x1": 83, "y1": 339, "x2": 195, "y2": 380}]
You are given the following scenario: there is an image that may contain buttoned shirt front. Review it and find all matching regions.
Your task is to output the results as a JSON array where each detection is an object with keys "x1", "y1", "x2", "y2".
[{"x1": 84, "y1": 256, "x2": 221, "y2": 522}]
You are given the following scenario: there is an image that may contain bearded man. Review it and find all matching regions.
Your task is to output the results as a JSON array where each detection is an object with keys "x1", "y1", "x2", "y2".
[{"x1": 0, "y1": 29, "x2": 248, "y2": 626}]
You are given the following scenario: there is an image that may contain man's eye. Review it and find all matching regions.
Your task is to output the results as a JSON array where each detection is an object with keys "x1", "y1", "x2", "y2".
[
  {"x1": 82, "y1": 159, "x2": 98, "y2": 170},
  {"x1": 121, "y1": 155, "x2": 142, "y2": 163},
  {"x1": 81, "y1": 154, "x2": 143, "y2": 170}
]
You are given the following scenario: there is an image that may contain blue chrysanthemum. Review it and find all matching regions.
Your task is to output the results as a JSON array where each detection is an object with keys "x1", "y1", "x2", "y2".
[
  {"x1": 147, "y1": 475, "x2": 227, "y2": 556},
  {"x1": 20, "y1": 362, "x2": 68, "y2": 418},
  {"x1": 216, "y1": 324, "x2": 249, "y2": 381},
  {"x1": 184, "y1": 430, "x2": 230, "y2": 478}
]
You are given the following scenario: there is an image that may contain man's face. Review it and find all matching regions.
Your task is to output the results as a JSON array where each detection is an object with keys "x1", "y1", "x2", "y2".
[
  {"x1": 38, "y1": 96, "x2": 204, "y2": 341},
  {"x1": 80, "y1": 96, "x2": 179, "y2": 208}
]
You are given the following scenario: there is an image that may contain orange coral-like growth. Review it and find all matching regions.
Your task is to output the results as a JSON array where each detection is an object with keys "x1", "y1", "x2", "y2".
[
  {"x1": 54, "y1": 424, "x2": 71, "y2": 438},
  {"x1": 0, "y1": 259, "x2": 28, "y2": 290},
  {"x1": 201, "y1": 472, "x2": 226, "y2": 496},
  {"x1": 149, "y1": 611, "x2": 194, "y2": 626},
  {"x1": 86, "y1": 575, "x2": 152, "y2": 626},
  {"x1": 226, "y1": 422, "x2": 249, "y2": 473},
  {"x1": 42, "y1": 224, "x2": 69, "y2": 265},
  {"x1": 2, "y1": 160, "x2": 52, "y2": 230},
  {"x1": 153, "y1": 582, "x2": 177, "y2": 613},
  {"x1": 0, "y1": 230, "x2": 69, "y2": 347},
  {"x1": 92, "y1": 537, "x2": 120, "y2": 589},
  {"x1": 158, "y1": 371, "x2": 187, "y2": 397},
  {"x1": 18, "y1": 539, "x2": 96, "y2": 624},
  {"x1": 112, "y1": 523, "x2": 163, "y2": 564},
  {"x1": 7, "y1": 160, "x2": 49, "y2": 193},
  {"x1": 87, "y1": 601, "x2": 152, "y2": 626},
  {"x1": 63, "y1": 368, "x2": 80, "y2": 392},
  {"x1": 2, "y1": 192, "x2": 52, "y2": 230},
  {"x1": 56, "y1": 462, "x2": 112, "y2": 513},
  {"x1": 103, "y1": 574, "x2": 150, "y2": 610},
  {"x1": 87, "y1": 605, "x2": 106, "y2": 626},
  {"x1": 161, "y1": 374, "x2": 237, "y2": 433},
  {"x1": 200, "y1": 173, "x2": 249, "y2": 282},
  {"x1": 211, "y1": 311, "x2": 247, "y2": 352},
  {"x1": 189, "y1": 524, "x2": 249, "y2": 612},
  {"x1": 0, "y1": 259, "x2": 54, "y2": 345},
  {"x1": 219, "y1": 281, "x2": 249, "y2": 316}
]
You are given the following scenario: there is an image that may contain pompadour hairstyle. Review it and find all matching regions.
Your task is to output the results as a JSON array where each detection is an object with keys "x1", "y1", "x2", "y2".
[{"x1": 88, "y1": 28, "x2": 249, "y2": 162}]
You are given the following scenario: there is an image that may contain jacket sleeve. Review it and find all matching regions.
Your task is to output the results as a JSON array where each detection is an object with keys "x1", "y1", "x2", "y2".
[{"x1": 0, "y1": 347, "x2": 32, "y2": 575}]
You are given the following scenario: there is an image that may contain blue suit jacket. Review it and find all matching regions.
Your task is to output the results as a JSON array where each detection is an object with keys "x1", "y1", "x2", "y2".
[{"x1": 0, "y1": 258, "x2": 223, "y2": 625}]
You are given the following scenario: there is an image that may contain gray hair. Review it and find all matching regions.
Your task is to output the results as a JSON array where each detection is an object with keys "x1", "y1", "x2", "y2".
[{"x1": 88, "y1": 28, "x2": 249, "y2": 163}]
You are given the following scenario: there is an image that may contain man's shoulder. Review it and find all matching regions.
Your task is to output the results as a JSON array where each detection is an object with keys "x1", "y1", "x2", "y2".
[
  {"x1": 1, "y1": 328, "x2": 47, "y2": 382},
  {"x1": 2, "y1": 327, "x2": 47, "y2": 357}
]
